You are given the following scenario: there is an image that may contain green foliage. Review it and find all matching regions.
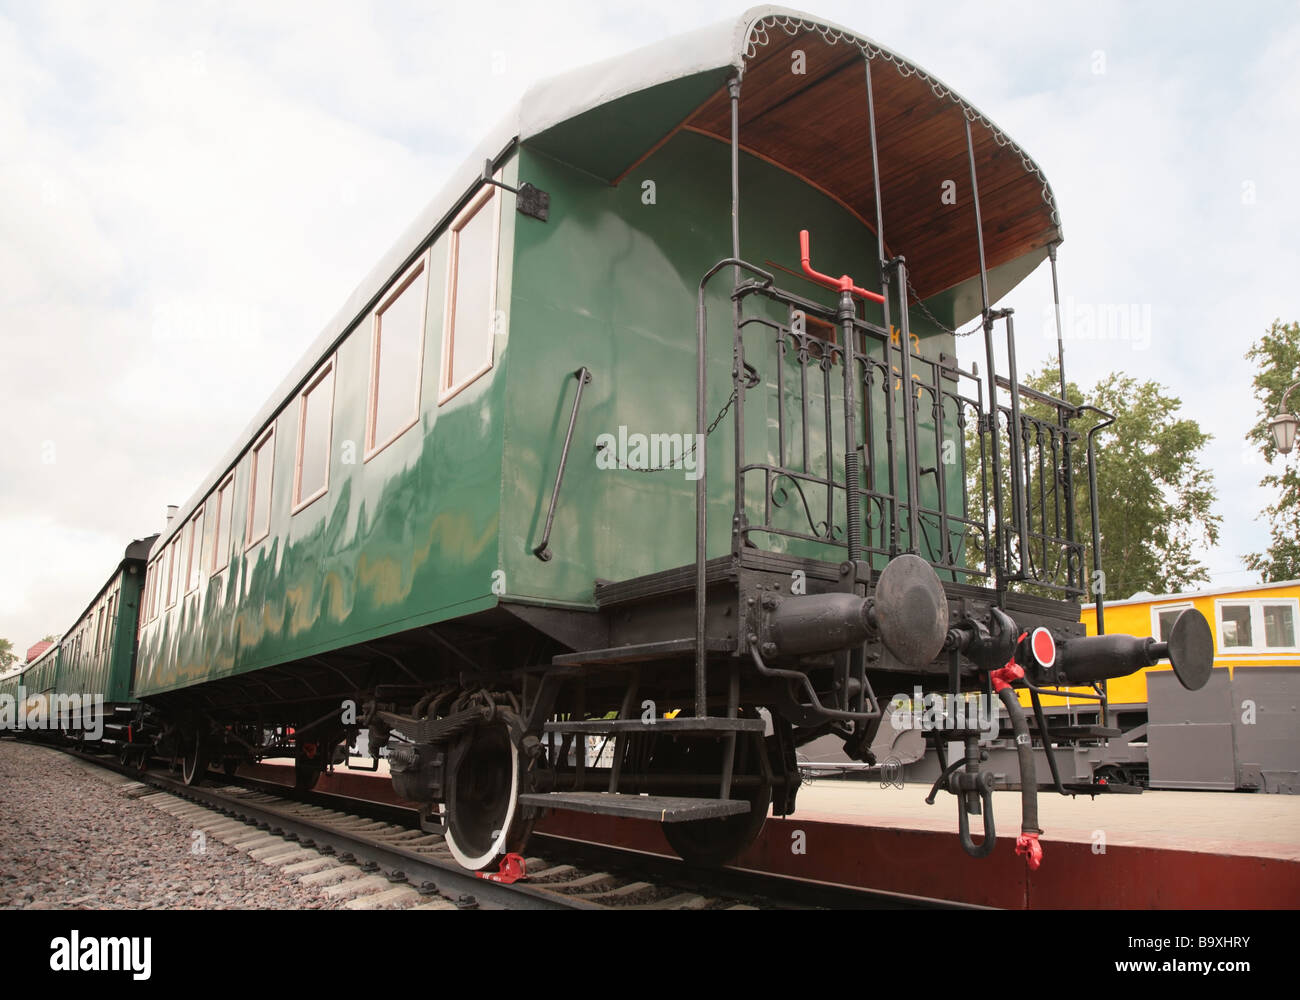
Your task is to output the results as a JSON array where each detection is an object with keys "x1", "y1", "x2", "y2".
[
  {"x1": 1244, "y1": 320, "x2": 1300, "y2": 582},
  {"x1": 965, "y1": 367, "x2": 1221, "y2": 601},
  {"x1": 0, "y1": 638, "x2": 15, "y2": 670}
]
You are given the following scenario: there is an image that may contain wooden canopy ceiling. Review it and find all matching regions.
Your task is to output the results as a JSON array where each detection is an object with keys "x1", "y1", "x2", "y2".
[{"x1": 685, "y1": 16, "x2": 1061, "y2": 301}]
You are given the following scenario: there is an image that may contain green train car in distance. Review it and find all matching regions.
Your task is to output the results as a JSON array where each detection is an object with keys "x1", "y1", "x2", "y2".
[
  {"x1": 0, "y1": 537, "x2": 154, "y2": 748},
  {"x1": 129, "y1": 7, "x2": 1214, "y2": 871}
]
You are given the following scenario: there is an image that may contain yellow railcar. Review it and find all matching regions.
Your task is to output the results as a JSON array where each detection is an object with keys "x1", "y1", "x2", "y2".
[{"x1": 1023, "y1": 580, "x2": 1299, "y2": 791}]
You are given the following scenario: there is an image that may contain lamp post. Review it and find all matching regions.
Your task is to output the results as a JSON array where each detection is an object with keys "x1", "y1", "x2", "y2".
[{"x1": 1270, "y1": 381, "x2": 1300, "y2": 455}]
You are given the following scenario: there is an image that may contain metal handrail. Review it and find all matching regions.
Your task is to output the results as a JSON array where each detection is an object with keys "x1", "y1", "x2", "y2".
[{"x1": 533, "y1": 367, "x2": 593, "y2": 562}]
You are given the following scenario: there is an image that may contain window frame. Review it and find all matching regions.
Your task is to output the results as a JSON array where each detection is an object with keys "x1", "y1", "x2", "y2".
[
  {"x1": 210, "y1": 473, "x2": 236, "y2": 573},
  {"x1": 1150, "y1": 601, "x2": 1194, "y2": 642},
  {"x1": 365, "y1": 254, "x2": 429, "y2": 462},
  {"x1": 166, "y1": 536, "x2": 181, "y2": 609},
  {"x1": 292, "y1": 356, "x2": 337, "y2": 514},
  {"x1": 245, "y1": 425, "x2": 277, "y2": 551},
  {"x1": 439, "y1": 185, "x2": 501, "y2": 405},
  {"x1": 1214, "y1": 597, "x2": 1300, "y2": 654},
  {"x1": 185, "y1": 507, "x2": 205, "y2": 595}
]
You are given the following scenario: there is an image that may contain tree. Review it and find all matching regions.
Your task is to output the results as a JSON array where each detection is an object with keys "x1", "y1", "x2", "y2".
[
  {"x1": 1244, "y1": 320, "x2": 1300, "y2": 582},
  {"x1": 966, "y1": 367, "x2": 1221, "y2": 601},
  {"x1": 41, "y1": 634, "x2": 57, "y2": 644},
  {"x1": 0, "y1": 638, "x2": 15, "y2": 670}
]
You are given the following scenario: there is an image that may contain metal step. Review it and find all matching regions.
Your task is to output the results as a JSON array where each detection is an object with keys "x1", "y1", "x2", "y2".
[
  {"x1": 518, "y1": 791, "x2": 752, "y2": 822},
  {"x1": 552, "y1": 636, "x2": 733, "y2": 667},
  {"x1": 544, "y1": 716, "x2": 764, "y2": 735}
]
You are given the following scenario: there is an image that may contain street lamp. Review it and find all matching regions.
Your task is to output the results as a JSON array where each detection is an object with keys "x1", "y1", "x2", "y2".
[{"x1": 1270, "y1": 381, "x2": 1300, "y2": 455}]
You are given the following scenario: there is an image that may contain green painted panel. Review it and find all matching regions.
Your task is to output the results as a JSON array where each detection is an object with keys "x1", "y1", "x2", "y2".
[
  {"x1": 501, "y1": 130, "x2": 961, "y2": 605},
  {"x1": 135, "y1": 158, "x2": 522, "y2": 699}
]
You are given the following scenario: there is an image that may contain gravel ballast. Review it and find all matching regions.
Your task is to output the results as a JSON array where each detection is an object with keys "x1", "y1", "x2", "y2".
[{"x1": 0, "y1": 739, "x2": 339, "y2": 910}]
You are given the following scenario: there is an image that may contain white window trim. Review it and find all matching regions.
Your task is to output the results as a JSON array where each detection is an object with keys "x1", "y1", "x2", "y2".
[
  {"x1": 1150, "y1": 601, "x2": 1194, "y2": 641},
  {"x1": 439, "y1": 183, "x2": 501, "y2": 405},
  {"x1": 210, "y1": 473, "x2": 236, "y2": 573},
  {"x1": 166, "y1": 537, "x2": 181, "y2": 609},
  {"x1": 246, "y1": 425, "x2": 277, "y2": 550},
  {"x1": 185, "y1": 508, "x2": 204, "y2": 595},
  {"x1": 365, "y1": 253, "x2": 429, "y2": 462},
  {"x1": 1214, "y1": 597, "x2": 1300, "y2": 654},
  {"x1": 292, "y1": 356, "x2": 337, "y2": 514}
]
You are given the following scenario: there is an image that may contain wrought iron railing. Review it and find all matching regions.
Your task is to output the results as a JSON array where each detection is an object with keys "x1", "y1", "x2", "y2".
[{"x1": 723, "y1": 279, "x2": 1090, "y2": 601}]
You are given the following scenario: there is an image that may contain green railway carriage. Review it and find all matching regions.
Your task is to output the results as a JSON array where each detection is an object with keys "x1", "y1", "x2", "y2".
[
  {"x1": 128, "y1": 7, "x2": 1214, "y2": 871},
  {"x1": 55, "y1": 536, "x2": 155, "y2": 710},
  {"x1": 1, "y1": 538, "x2": 153, "y2": 742},
  {"x1": 0, "y1": 640, "x2": 60, "y2": 733}
]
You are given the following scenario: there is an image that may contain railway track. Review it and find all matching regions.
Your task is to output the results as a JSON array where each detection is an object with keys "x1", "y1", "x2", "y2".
[{"x1": 55, "y1": 743, "x2": 974, "y2": 910}]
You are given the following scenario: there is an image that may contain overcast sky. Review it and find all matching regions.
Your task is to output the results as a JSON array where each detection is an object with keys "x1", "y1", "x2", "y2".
[{"x1": 2, "y1": 1, "x2": 1296, "y2": 654}]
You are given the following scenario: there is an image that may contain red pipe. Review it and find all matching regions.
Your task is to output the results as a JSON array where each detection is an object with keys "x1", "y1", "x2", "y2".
[{"x1": 798, "y1": 230, "x2": 886, "y2": 303}]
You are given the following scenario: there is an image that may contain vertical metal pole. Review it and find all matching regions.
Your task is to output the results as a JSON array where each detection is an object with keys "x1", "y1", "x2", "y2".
[
  {"x1": 1003, "y1": 312, "x2": 1030, "y2": 573},
  {"x1": 865, "y1": 57, "x2": 898, "y2": 557},
  {"x1": 729, "y1": 77, "x2": 746, "y2": 559},
  {"x1": 695, "y1": 78, "x2": 742, "y2": 719},
  {"x1": 1049, "y1": 243, "x2": 1079, "y2": 592},
  {"x1": 966, "y1": 117, "x2": 1003, "y2": 587},
  {"x1": 894, "y1": 260, "x2": 921, "y2": 553}
]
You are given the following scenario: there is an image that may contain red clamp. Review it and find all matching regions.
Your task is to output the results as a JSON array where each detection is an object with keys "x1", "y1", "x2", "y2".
[
  {"x1": 476, "y1": 853, "x2": 526, "y2": 884},
  {"x1": 799, "y1": 230, "x2": 886, "y2": 303},
  {"x1": 988, "y1": 662, "x2": 1024, "y2": 693},
  {"x1": 1016, "y1": 832, "x2": 1043, "y2": 871}
]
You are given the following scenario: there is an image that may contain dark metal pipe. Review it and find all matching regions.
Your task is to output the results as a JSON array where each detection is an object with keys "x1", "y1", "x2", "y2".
[
  {"x1": 997, "y1": 686, "x2": 1041, "y2": 839},
  {"x1": 865, "y1": 56, "x2": 899, "y2": 557},
  {"x1": 696, "y1": 257, "x2": 775, "y2": 717},
  {"x1": 1002, "y1": 312, "x2": 1031, "y2": 574}
]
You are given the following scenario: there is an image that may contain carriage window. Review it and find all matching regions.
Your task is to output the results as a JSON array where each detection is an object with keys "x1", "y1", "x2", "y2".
[
  {"x1": 1216, "y1": 598, "x2": 1299, "y2": 653},
  {"x1": 441, "y1": 187, "x2": 498, "y2": 402},
  {"x1": 367, "y1": 257, "x2": 427, "y2": 458},
  {"x1": 211, "y1": 474, "x2": 235, "y2": 571},
  {"x1": 1219, "y1": 604, "x2": 1251, "y2": 648},
  {"x1": 104, "y1": 594, "x2": 116, "y2": 652},
  {"x1": 1152, "y1": 602, "x2": 1193, "y2": 641},
  {"x1": 247, "y1": 427, "x2": 275, "y2": 547},
  {"x1": 166, "y1": 536, "x2": 182, "y2": 607},
  {"x1": 294, "y1": 361, "x2": 335, "y2": 511},
  {"x1": 186, "y1": 508, "x2": 204, "y2": 593},
  {"x1": 1263, "y1": 603, "x2": 1296, "y2": 648}
]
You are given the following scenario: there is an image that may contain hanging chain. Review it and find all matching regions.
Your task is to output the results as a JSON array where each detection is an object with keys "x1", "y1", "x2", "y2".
[
  {"x1": 902, "y1": 270, "x2": 984, "y2": 339},
  {"x1": 614, "y1": 389, "x2": 738, "y2": 473}
]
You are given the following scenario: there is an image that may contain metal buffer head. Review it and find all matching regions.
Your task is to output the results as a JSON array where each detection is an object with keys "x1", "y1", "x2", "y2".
[
  {"x1": 1049, "y1": 608, "x2": 1214, "y2": 691},
  {"x1": 763, "y1": 554, "x2": 948, "y2": 669}
]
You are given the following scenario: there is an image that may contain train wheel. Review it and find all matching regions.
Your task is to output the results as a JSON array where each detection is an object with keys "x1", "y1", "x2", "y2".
[
  {"x1": 180, "y1": 731, "x2": 210, "y2": 787},
  {"x1": 655, "y1": 736, "x2": 772, "y2": 868},
  {"x1": 443, "y1": 722, "x2": 534, "y2": 871}
]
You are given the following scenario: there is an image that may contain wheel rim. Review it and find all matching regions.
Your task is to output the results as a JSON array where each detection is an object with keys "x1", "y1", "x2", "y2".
[
  {"x1": 181, "y1": 731, "x2": 206, "y2": 785},
  {"x1": 444, "y1": 724, "x2": 530, "y2": 870}
]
